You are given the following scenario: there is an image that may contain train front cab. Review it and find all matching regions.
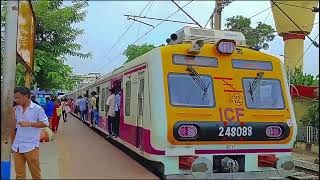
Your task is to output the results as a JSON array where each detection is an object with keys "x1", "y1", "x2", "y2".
[{"x1": 156, "y1": 40, "x2": 297, "y2": 179}]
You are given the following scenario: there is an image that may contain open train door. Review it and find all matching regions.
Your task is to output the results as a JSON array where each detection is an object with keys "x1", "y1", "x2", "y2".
[{"x1": 136, "y1": 71, "x2": 145, "y2": 153}]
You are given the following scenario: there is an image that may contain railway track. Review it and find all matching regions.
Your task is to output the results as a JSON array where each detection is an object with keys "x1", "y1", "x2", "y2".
[{"x1": 288, "y1": 160, "x2": 319, "y2": 180}]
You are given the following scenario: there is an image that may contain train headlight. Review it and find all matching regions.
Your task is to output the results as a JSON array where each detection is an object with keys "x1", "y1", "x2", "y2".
[
  {"x1": 188, "y1": 40, "x2": 204, "y2": 54},
  {"x1": 178, "y1": 125, "x2": 198, "y2": 138},
  {"x1": 221, "y1": 157, "x2": 240, "y2": 172},
  {"x1": 191, "y1": 157, "x2": 213, "y2": 179},
  {"x1": 216, "y1": 40, "x2": 236, "y2": 54},
  {"x1": 276, "y1": 155, "x2": 295, "y2": 177},
  {"x1": 266, "y1": 126, "x2": 283, "y2": 138}
]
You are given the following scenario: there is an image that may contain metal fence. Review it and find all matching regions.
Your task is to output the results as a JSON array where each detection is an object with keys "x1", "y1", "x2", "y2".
[{"x1": 296, "y1": 126, "x2": 319, "y2": 144}]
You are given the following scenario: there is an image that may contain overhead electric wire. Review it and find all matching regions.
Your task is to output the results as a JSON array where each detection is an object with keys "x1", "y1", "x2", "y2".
[
  {"x1": 171, "y1": 0, "x2": 202, "y2": 27},
  {"x1": 125, "y1": 15, "x2": 197, "y2": 25},
  {"x1": 293, "y1": 33, "x2": 319, "y2": 69},
  {"x1": 101, "y1": 1, "x2": 152, "y2": 60},
  {"x1": 249, "y1": 6, "x2": 272, "y2": 19},
  {"x1": 137, "y1": 1, "x2": 154, "y2": 40},
  {"x1": 271, "y1": 0, "x2": 319, "y2": 48},
  {"x1": 204, "y1": 3, "x2": 225, "y2": 28},
  {"x1": 263, "y1": 9, "x2": 272, "y2": 23},
  {"x1": 95, "y1": 1, "x2": 194, "y2": 73}
]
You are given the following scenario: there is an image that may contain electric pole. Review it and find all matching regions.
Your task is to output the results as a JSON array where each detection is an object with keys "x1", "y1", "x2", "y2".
[
  {"x1": 214, "y1": 0, "x2": 222, "y2": 30},
  {"x1": 1, "y1": 1, "x2": 19, "y2": 179}
]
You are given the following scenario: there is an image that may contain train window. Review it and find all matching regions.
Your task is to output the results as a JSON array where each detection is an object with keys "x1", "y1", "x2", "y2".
[
  {"x1": 232, "y1": 59, "x2": 273, "y2": 71},
  {"x1": 96, "y1": 86, "x2": 100, "y2": 94},
  {"x1": 138, "y1": 78, "x2": 144, "y2": 116},
  {"x1": 173, "y1": 54, "x2": 218, "y2": 67},
  {"x1": 168, "y1": 73, "x2": 215, "y2": 107},
  {"x1": 125, "y1": 81, "x2": 131, "y2": 116},
  {"x1": 242, "y1": 78, "x2": 285, "y2": 109},
  {"x1": 101, "y1": 88, "x2": 106, "y2": 112}
]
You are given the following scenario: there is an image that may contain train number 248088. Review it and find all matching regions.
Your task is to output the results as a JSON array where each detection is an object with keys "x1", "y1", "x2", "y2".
[{"x1": 218, "y1": 126, "x2": 253, "y2": 137}]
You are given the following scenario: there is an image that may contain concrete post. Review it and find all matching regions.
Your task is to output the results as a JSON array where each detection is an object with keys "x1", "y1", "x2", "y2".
[{"x1": 1, "y1": 1, "x2": 19, "y2": 179}]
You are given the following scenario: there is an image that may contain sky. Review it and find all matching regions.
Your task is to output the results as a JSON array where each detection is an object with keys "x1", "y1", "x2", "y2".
[{"x1": 65, "y1": 1, "x2": 319, "y2": 76}]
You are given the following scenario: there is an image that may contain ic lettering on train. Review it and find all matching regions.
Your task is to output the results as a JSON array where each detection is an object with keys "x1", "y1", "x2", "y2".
[{"x1": 219, "y1": 108, "x2": 244, "y2": 122}]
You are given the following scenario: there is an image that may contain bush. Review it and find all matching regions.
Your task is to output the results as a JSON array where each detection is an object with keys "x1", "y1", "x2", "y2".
[
  {"x1": 302, "y1": 102, "x2": 319, "y2": 127},
  {"x1": 288, "y1": 67, "x2": 319, "y2": 86}
]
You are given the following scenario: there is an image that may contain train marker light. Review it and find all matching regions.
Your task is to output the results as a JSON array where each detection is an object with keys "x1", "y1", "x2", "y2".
[
  {"x1": 188, "y1": 40, "x2": 204, "y2": 54},
  {"x1": 266, "y1": 126, "x2": 283, "y2": 138},
  {"x1": 217, "y1": 40, "x2": 236, "y2": 54},
  {"x1": 179, "y1": 156, "x2": 198, "y2": 170},
  {"x1": 258, "y1": 154, "x2": 278, "y2": 167},
  {"x1": 178, "y1": 125, "x2": 198, "y2": 138}
]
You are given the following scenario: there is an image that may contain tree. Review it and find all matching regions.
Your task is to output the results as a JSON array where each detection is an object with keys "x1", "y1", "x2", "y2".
[
  {"x1": 1, "y1": 1, "x2": 91, "y2": 91},
  {"x1": 225, "y1": 15, "x2": 275, "y2": 48},
  {"x1": 123, "y1": 43, "x2": 155, "y2": 63}
]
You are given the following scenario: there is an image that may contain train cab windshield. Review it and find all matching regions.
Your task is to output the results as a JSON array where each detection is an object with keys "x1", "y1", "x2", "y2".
[
  {"x1": 168, "y1": 73, "x2": 215, "y2": 107},
  {"x1": 243, "y1": 78, "x2": 285, "y2": 109}
]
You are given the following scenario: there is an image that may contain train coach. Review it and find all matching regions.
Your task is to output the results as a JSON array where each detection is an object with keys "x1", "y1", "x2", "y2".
[{"x1": 66, "y1": 26, "x2": 297, "y2": 179}]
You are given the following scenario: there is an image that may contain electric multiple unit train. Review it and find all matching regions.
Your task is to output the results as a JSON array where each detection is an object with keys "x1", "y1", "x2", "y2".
[{"x1": 64, "y1": 26, "x2": 297, "y2": 179}]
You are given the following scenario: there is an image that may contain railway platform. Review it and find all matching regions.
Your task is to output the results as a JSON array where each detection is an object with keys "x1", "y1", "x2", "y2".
[
  {"x1": 9, "y1": 113, "x2": 319, "y2": 179},
  {"x1": 10, "y1": 114, "x2": 158, "y2": 179}
]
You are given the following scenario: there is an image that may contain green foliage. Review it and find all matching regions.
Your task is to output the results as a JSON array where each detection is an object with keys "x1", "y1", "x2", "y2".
[
  {"x1": 225, "y1": 15, "x2": 275, "y2": 47},
  {"x1": 123, "y1": 44, "x2": 156, "y2": 63},
  {"x1": 302, "y1": 102, "x2": 319, "y2": 127},
  {"x1": 1, "y1": 1, "x2": 91, "y2": 91},
  {"x1": 288, "y1": 66, "x2": 319, "y2": 86}
]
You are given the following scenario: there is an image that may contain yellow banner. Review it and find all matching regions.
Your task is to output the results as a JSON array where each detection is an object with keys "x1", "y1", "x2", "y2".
[{"x1": 17, "y1": 0, "x2": 35, "y2": 72}]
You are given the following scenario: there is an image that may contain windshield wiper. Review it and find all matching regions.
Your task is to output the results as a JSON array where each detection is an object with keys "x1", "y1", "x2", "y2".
[
  {"x1": 186, "y1": 66, "x2": 210, "y2": 99},
  {"x1": 248, "y1": 72, "x2": 264, "y2": 101}
]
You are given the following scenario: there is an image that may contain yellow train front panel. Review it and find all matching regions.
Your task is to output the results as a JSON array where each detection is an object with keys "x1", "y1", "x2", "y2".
[{"x1": 160, "y1": 43, "x2": 295, "y2": 146}]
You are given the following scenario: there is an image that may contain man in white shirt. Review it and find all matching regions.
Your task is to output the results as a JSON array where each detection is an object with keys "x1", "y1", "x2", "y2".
[
  {"x1": 105, "y1": 88, "x2": 115, "y2": 138},
  {"x1": 12, "y1": 87, "x2": 49, "y2": 179},
  {"x1": 114, "y1": 89, "x2": 121, "y2": 137}
]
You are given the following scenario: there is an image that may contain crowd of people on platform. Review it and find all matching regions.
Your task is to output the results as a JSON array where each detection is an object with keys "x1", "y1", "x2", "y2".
[
  {"x1": 72, "y1": 87, "x2": 121, "y2": 139},
  {"x1": 10, "y1": 86, "x2": 123, "y2": 179}
]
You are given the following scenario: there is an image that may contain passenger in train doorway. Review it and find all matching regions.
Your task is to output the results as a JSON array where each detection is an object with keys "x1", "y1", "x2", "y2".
[
  {"x1": 75, "y1": 96, "x2": 81, "y2": 118},
  {"x1": 79, "y1": 96, "x2": 88, "y2": 122},
  {"x1": 83, "y1": 95, "x2": 89, "y2": 122},
  {"x1": 105, "y1": 88, "x2": 116, "y2": 138},
  {"x1": 90, "y1": 91, "x2": 99, "y2": 128},
  {"x1": 114, "y1": 88, "x2": 121, "y2": 138}
]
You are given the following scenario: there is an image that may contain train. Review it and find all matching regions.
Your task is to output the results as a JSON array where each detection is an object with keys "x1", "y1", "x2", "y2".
[{"x1": 63, "y1": 26, "x2": 297, "y2": 179}]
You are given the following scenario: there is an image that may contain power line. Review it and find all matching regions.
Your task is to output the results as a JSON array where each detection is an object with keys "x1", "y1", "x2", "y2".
[
  {"x1": 249, "y1": 6, "x2": 272, "y2": 19},
  {"x1": 125, "y1": 15, "x2": 197, "y2": 25},
  {"x1": 137, "y1": 1, "x2": 154, "y2": 40},
  {"x1": 95, "y1": 1, "x2": 194, "y2": 73},
  {"x1": 271, "y1": 0, "x2": 319, "y2": 48},
  {"x1": 293, "y1": 33, "x2": 319, "y2": 69},
  {"x1": 171, "y1": 0, "x2": 202, "y2": 28},
  {"x1": 101, "y1": 1, "x2": 152, "y2": 60},
  {"x1": 204, "y1": 2, "x2": 225, "y2": 28},
  {"x1": 144, "y1": 1, "x2": 154, "y2": 16},
  {"x1": 263, "y1": 9, "x2": 272, "y2": 24}
]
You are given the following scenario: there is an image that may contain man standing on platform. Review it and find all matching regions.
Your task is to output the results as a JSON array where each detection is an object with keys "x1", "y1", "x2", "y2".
[
  {"x1": 12, "y1": 87, "x2": 49, "y2": 179},
  {"x1": 44, "y1": 97, "x2": 54, "y2": 129},
  {"x1": 105, "y1": 88, "x2": 115, "y2": 138},
  {"x1": 90, "y1": 91, "x2": 99, "y2": 127}
]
